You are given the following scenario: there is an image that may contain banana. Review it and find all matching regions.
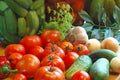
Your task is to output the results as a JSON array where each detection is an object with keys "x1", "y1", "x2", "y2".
[
  {"x1": 15, "y1": 0, "x2": 33, "y2": 9},
  {"x1": 18, "y1": 17, "x2": 27, "y2": 37},
  {"x1": 4, "y1": 0, "x2": 28, "y2": 17},
  {"x1": 4, "y1": 8, "x2": 17, "y2": 35},
  {"x1": 26, "y1": 11, "x2": 39, "y2": 35},
  {"x1": 0, "y1": 1, "x2": 8, "y2": 12},
  {"x1": 30, "y1": 0, "x2": 44, "y2": 10},
  {"x1": 0, "y1": 15, "x2": 21, "y2": 45}
]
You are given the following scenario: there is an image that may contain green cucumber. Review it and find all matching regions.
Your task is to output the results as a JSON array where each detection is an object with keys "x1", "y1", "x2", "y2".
[
  {"x1": 88, "y1": 49, "x2": 117, "y2": 62},
  {"x1": 89, "y1": 58, "x2": 109, "y2": 80},
  {"x1": 65, "y1": 55, "x2": 92, "y2": 80}
]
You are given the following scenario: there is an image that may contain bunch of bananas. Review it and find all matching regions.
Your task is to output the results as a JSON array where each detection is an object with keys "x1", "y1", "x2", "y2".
[{"x1": 0, "y1": 0, "x2": 45, "y2": 46}]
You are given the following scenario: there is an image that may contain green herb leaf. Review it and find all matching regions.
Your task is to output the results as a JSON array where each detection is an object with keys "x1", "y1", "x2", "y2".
[
  {"x1": 113, "y1": 6, "x2": 120, "y2": 24},
  {"x1": 79, "y1": 10, "x2": 94, "y2": 25},
  {"x1": 104, "y1": 28, "x2": 113, "y2": 39},
  {"x1": 82, "y1": 22, "x2": 93, "y2": 32}
]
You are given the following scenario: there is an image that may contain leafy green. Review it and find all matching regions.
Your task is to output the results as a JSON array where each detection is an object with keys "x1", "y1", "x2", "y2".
[
  {"x1": 79, "y1": 3, "x2": 120, "y2": 43},
  {"x1": 39, "y1": 3, "x2": 73, "y2": 40}
]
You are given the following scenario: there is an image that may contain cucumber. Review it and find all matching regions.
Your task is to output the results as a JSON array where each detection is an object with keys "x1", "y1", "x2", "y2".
[
  {"x1": 89, "y1": 58, "x2": 109, "y2": 80},
  {"x1": 65, "y1": 55, "x2": 92, "y2": 80},
  {"x1": 88, "y1": 49, "x2": 117, "y2": 62}
]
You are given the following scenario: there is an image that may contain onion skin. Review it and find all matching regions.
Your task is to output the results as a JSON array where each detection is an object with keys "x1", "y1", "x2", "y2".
[{"x1": 65, "y1": 26, "x2": 88, "y2": 45}]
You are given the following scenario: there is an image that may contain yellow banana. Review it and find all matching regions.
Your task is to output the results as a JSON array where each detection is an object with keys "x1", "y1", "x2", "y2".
[
  {"x1": 18, "y1": 17, "x2": 27, "y2": 37},
  {"x1": 26, "y1": 11, "x2": 39, "y2": 35}
]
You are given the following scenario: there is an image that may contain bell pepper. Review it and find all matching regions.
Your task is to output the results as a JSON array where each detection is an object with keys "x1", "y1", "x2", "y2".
[{"x1": 0, "y1": 56, "x2": 17, "y2": 79}]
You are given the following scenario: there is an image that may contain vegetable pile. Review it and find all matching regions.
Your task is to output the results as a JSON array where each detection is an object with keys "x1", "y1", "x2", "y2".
[
  {"x1": 0, "y1": 29, "x2": 119, "y2": 80},
  {"x1": 0, "y1": 0, "x2": 120, "y2": 80}
]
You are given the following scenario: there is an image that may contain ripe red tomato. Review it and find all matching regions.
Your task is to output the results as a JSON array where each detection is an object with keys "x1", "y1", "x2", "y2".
[
  {"x1": 16, "y1": 54, "x2": 40, "y2": 78},
  {"x1": 73, "y1": 44, "x2": 90, "y2": 56},
  {"x1": 40, "y1": 29, "x2": 61, "y2": 46},
  {"x1": 5, "y1": 44, "x2": 26, "y2": 58},
  {"x1": 40, "y1": 54, "x2": 65, "y2": 72},
  {"x1": 59, "y1": 41, "x2": 73, "y2": 53},
  {"x1": 72, "y1": 70, "x2": 91, "y2": 80},
  {"x1": 34, "y1": 66, "x2": 65, "y2": 80},
  {"x1": 20, "y1": 35, "x2": 42, "y2": 51},
  {"x1": 63, "y1": 52, "x2": 79, "y2": 69},
  {"x1": 8, "y1": 53, "x2": 23, "y2": 68},
  {"x1": 13, "y1": 73, "x2": 27, "y2": 80},
  {"x1": 68, "y1": 0, "x2": 84, "y2": 12},
  {"x1": 42, "y1": 44, "x2": 65, "y2": 60},
  {"x1": 28, "y1": 46, "x2": 44, "y2": 60}
]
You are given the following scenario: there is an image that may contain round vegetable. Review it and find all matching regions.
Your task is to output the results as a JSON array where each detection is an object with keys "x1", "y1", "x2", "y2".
[
  {"x1": 5, "y1": 44, "x2": 26, "y2": 58},
  {"x1": 40, "y1": 53, "x2": 65, "y2": 71},
  {"x1": 72, "y1": 70, "x2": 90, "y2": 80},
  {"x1": 63, "y1": 52, "x2": 79, "y2": 69},
  {"x1": 65, "y1": 26, "x2": 88, "y2": 45},
  {"x1": 34, "y1": 66, "x2": 65, "y2": 80},
  {"x1": 16, "y1": 54, "x2": 40, "y2": 78},
  {"x1": 20, "y1": 35, "x2": 42, "y2": 51}
]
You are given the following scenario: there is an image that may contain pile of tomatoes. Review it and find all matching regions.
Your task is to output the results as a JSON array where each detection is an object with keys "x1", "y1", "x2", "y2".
[{"x1": 4, "y1": 29, "x2": 90, "y2": 80}]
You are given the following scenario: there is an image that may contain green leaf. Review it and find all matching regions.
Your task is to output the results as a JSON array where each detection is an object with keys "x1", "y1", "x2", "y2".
[
  {"x1": 91, "y1": 29, "x2": 102, "y2": 40},
  {"x1": 97, "y1": 3, "x2": 105, "y2": 25},
  {"x1": 113, "y1": 6, "x2": 120, "y2": 24},
  {"x1": 79, "y1": 10, "x2": 94, "y2": 25},
  {"x1": 104, "y1": 28, "x2": 113, "y2": 39},
  {"x1": 82, "y1": 22, "x2": 94, "y2": 32}
]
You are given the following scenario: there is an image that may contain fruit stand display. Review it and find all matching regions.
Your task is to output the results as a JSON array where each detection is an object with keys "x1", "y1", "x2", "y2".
[{"x1": 0, "y1": 0, "x2": 120, "y2": 80}]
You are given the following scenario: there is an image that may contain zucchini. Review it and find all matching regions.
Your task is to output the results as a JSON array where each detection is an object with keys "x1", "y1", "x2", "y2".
[
  {"x1": 65, "y1": 55, "x2": 92, "y2": 80},
  {"x1": 89, "y1": 58, "x2": 109, "y2": 80},
  {"x1": 88, "y1": 49, "x2": 117, "y2": 62}
]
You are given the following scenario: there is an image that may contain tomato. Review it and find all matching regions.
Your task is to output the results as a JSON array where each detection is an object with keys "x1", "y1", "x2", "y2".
[
  {"x1": 68, "y1": 0, "x2": 84, "y2": 12},
  {"x1": 16, "y1": 54, "x2": 40, "y2": 78},
  {"x1": 28, "y1": 46, "x2": 44, "y2": 60},
  {"x1": 40, "y1": 29, "x2": 61, "y2": 46},
  {"x1": 8, "y1": 53, "x2": 23, "y2": 68},
  {"x1": 34, "y1": 66, "x2": 65, "y2": 80},
  {"x1": 40, "y1": 54, "x2": 65, "y2": 71},
  {"x1": 20, "y1": 35, "x2": 42, "y2": 51},
  {"x1": 73, "y1": 44, "x2": 90, "y2": 56},
  {"x1": 63, "y1": 52, "x2": 79, "y2": 69},
  {"x1": 72, "y1": 70, "x2": 91, "y2": 80},
  {"x1": 5, "y1": 44, "x2": 26, "y2": 58},
  {"x1": 42, "y1": 44, "x2": 65, "y2": 60},
  {"x1": 59, "y1": 41, "x2": 73, "y2": 53},
  {"x1": 13, "y1": 73, "x2": 27, "y2": 80}
]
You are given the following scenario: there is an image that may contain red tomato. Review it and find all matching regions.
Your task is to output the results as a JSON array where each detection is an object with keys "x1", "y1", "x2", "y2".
[
  {"x1": 72, "y1": 70, "x2": 91, "y2": 80},
  {"x1": 59, "y1": 41, "x2": 73, "y2": 53},
  {"x1": 5, "y1": 44, "x2": 26, "y2": 58},
  {"x1": 40, "y1": 54, "x2": 65, "y2": 71},
  {"x1": 16, "y1": 54, "x2": 40, "y2": 78},
  {"x1": 8, "y1": 53, "x2": 23, "y2": 68},
  {"x1": 68, "y1": 0, "x2": 84, "y2": 12},
  {"x1": 34, "y1": 66, "x2": 65, "y2": 80},
  {"x1": 63, "y1": 52, "x2": 79, "y2": 69},
  {"x1": 13, "y1": 73, "x2": 27, "y2": 80},
  {"x1": 28, "y1": 46, "x2": 44, "y2": 60},
  {"x1": 20, "y1": 35, "x2": 42, "y2": 51},
  {"x1": 73, "y1": 44, "x2": 90, "y2": 56},
  {"x1": 42, "y1": 44, "x2": 65, "y2": 60},
  {"x1": 40, "y1": 29, "x2": 61, "y2": 46}
]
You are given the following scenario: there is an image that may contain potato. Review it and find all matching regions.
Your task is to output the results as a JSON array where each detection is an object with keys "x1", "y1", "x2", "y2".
[
  {"x1": 85, "y1": 38, "x2": 101, "y2": 52},
  {"x1": 101, "y1": 37, "x2": 119, "y2": 52}
]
